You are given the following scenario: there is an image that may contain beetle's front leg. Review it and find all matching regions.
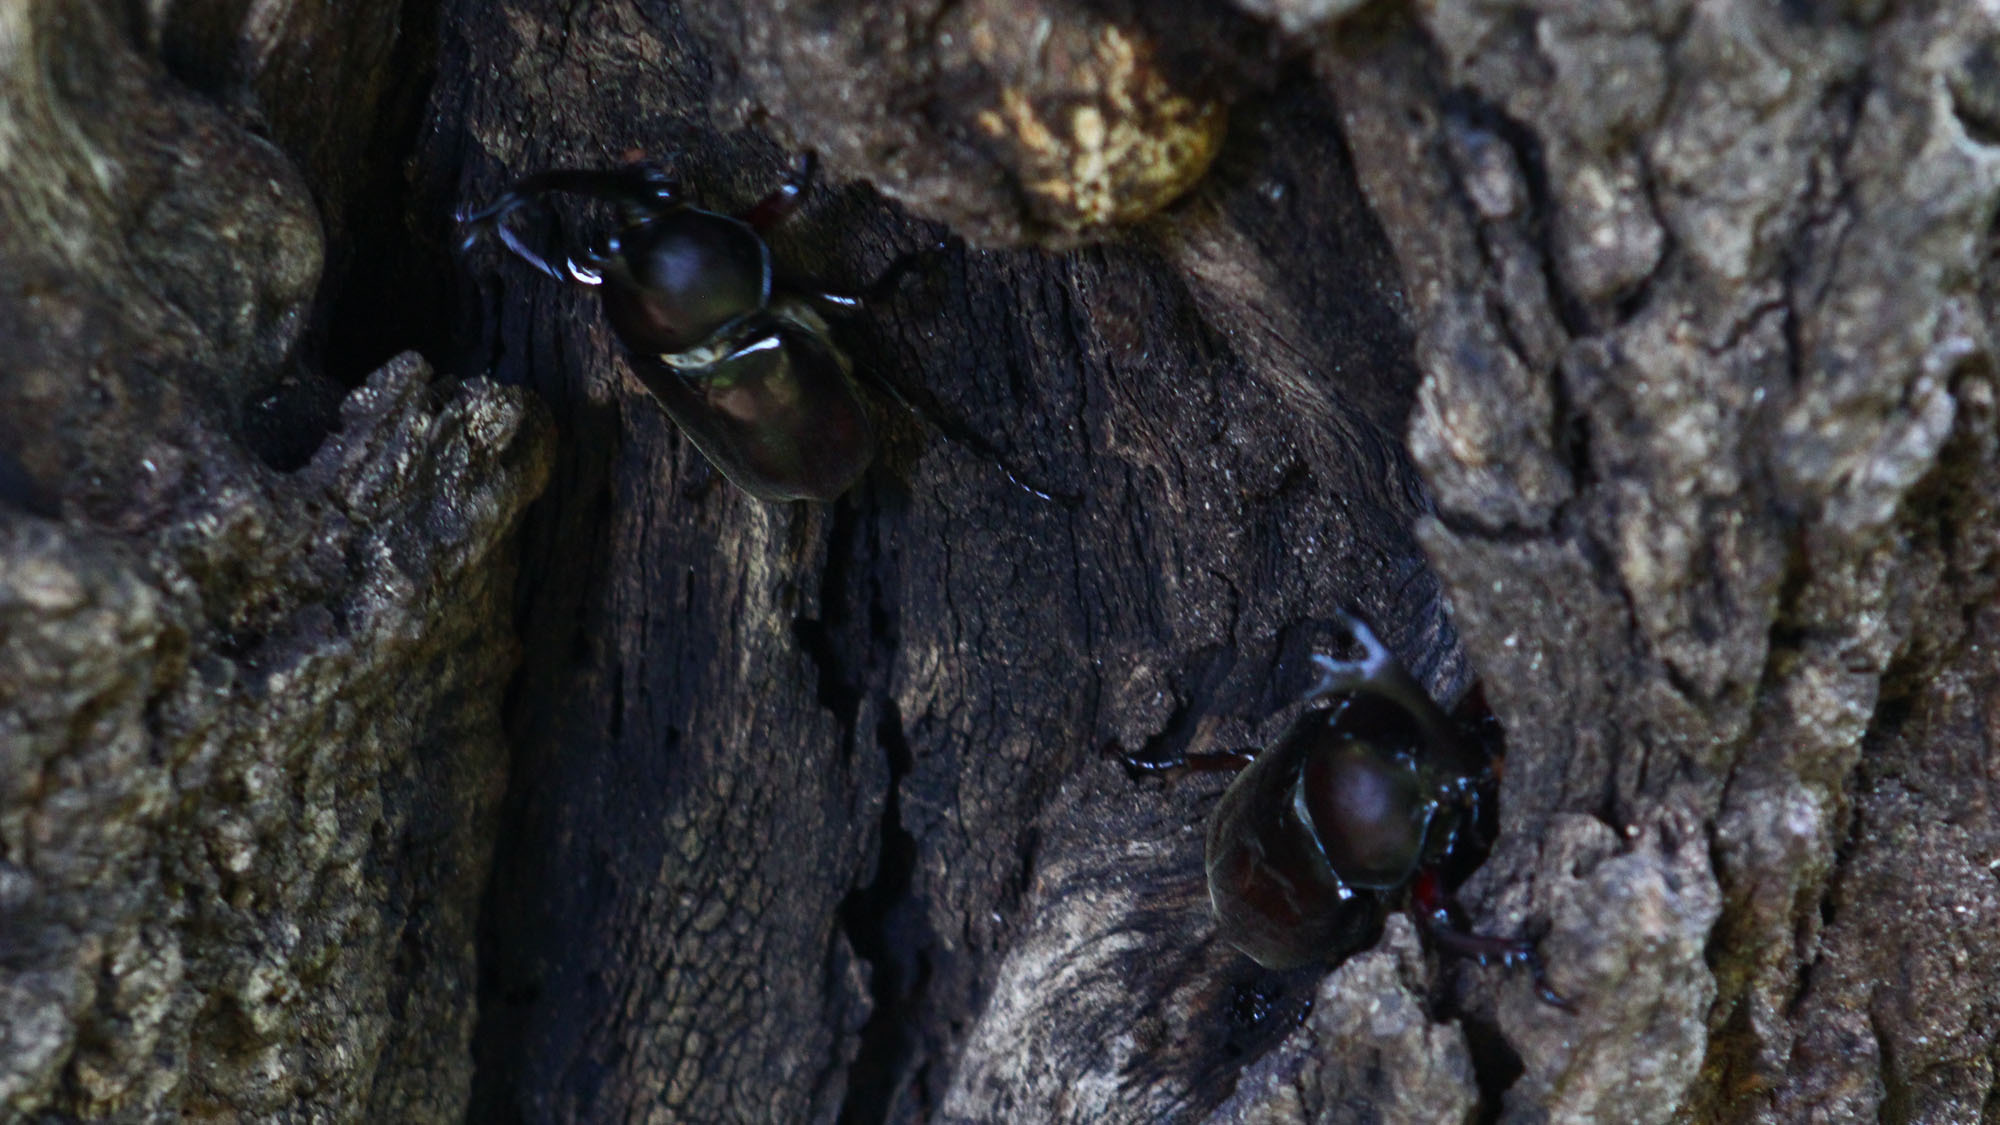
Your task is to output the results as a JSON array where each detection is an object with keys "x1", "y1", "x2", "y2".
[
  {"x1": 462, "y1": 205, "x2": 570, "y2": 283},
  {"x1": 457, "y1": 165, "x2": 683, "y2": 280},
  {"x1": 1120, "y1": 747, "x2": 1258, "y2": 778},
  {"x1": 737, "y1": 152, "x2": 815, "y2": 233},
  {"x1": 1410, "y1": 869, "x2": 1573, "y2": 1010},
  {"x1": 787, "y1": 242, "x2": 953, "y2": 316},
  {"x1": 462, "y1": 166, "x2": 681, "y2": 228},
  {"x1": 467, "y1": 214, "x2": 617, "y2": 288}
]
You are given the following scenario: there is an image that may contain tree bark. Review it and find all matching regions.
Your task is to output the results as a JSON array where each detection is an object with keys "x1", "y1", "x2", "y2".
[{"x1": 2, "y1": 0, "x2": 1996, "y2": 1123}]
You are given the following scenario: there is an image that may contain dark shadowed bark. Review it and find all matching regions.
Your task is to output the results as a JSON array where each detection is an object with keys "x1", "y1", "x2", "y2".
[{"x1": 2, "y1": 0, "x2": 1997, "y2": 1123}]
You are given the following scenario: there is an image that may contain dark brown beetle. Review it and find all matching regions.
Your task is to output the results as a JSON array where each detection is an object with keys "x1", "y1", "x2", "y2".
[
  {"x1": 1138, "y1": 613, "x2": 1567, "y2": 1006},
  {"x1": 459, "y1": 157, "x2": 922, "y2": 502}
]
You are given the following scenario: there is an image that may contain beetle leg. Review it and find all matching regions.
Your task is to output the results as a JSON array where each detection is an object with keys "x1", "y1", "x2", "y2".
[
  {"x1": 786, "y1": 241, "x2": 952, "y2": 317},
  {"x1": 856, "y1": 245, "x2": 946, "y2": 302},
  {"x1": 778, "y1": 241, "x2": 1070, "y2": 505},
  {"x1": 476, "y1": 212, "x2": 608, "y2": 288},
  {"x1": 497, "y1": 166, "x2": 681, "y2": 216},
  {"x1": 783, "y1": 300, "x2": 1075, "y2": 504},
  {"x1": 737, "y1": 152, "x2": 816, "y2": 232},
  {"x1": 459, "y1": 167, "x2": 678, "y2": 232},
  {"x1": 479, "y1": 211, "x2": 572, "y2": 283},
  {"x1": 458, "y1": 166, "x2": 684, "y2": 278},
  {"x1": 1410, "y1": 870, "x2": 1574, "y2": 1010},
  {"x1": 1425, "y1": 920, "x2": 1574, "y2": 1011},
  {"x1": 844, "y1": 363, "x2": 1071, "y2": 505},
  {"x1": 1120, "y1": 747, "x2": 1257, "y2": 777}
]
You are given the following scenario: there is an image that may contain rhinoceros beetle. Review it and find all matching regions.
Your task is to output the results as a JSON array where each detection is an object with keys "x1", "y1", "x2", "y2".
[
  {"x1": 1132, "y1": 613, "x2": 1568, "y2": 1008},
  {"x1": 459, "y1": 156, "x2": 925, "y2": 502}
]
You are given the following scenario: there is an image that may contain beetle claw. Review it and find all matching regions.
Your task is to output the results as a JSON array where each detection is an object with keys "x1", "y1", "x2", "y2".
[{"x1": 1530, "y1": 967, "x2": 1577, "y2": 1012}]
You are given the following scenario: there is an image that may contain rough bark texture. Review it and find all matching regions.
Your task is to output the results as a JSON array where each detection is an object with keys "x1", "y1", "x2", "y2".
[
  {"x1": 2, "y1": 0, "x2": 1997, "y2": 1123},
  {"x1": 0, "y1": 2, "x2": 550, "y2": 1120}
]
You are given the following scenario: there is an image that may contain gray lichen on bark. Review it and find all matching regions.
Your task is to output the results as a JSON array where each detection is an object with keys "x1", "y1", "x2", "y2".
[
  {"x1": 0, "y1": 359, "x2": 546, "y2": 1122},
  {"x1": 1327, "y1": 1, "x2": 2000, "y2": 1121},
  {"x1": 0, "y1": 1, "x2": 550, "y2": 1120}
]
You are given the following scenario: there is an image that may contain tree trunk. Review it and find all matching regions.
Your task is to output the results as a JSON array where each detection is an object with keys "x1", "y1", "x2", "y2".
[{"x1": 3, "y1": 1, "x2": 1997, "y2": 1123}]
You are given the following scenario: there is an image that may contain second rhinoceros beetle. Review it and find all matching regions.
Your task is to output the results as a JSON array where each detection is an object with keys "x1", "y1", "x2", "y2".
[
  {"x1": 1134, "y1": 613, "x2": 1568, "y2": 1007},
  {"x1": 459, "y1": 157, "x2": 923, "y2": 502}
]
